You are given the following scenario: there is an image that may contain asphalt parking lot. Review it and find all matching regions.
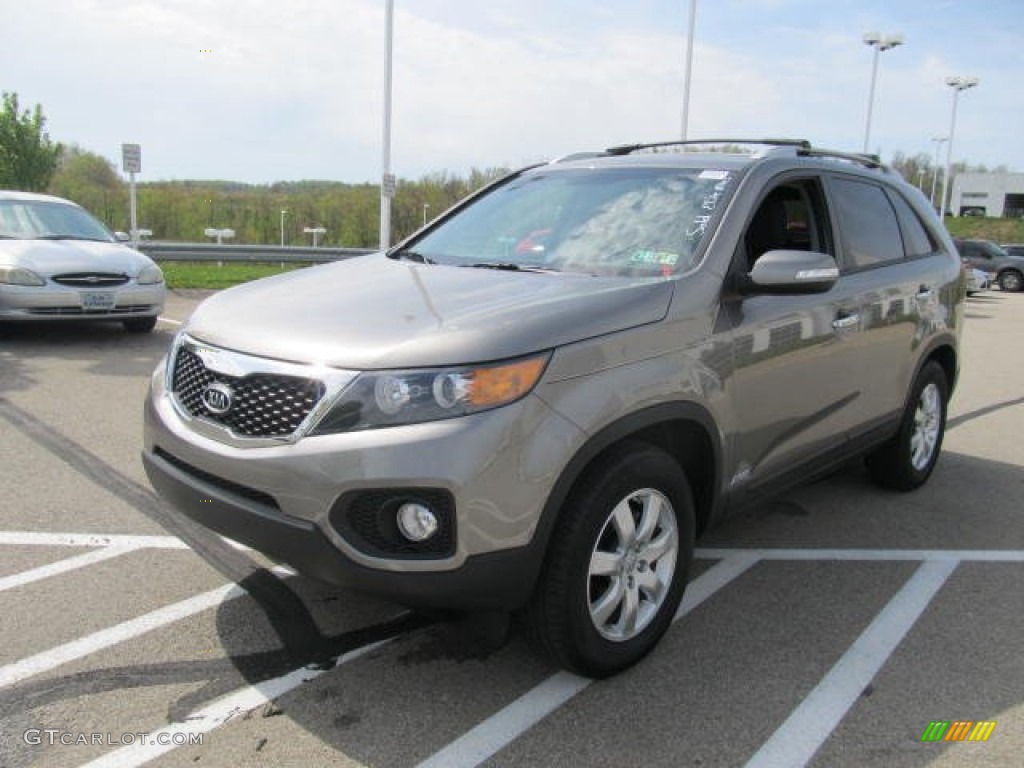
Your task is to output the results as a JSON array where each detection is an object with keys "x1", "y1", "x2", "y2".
[{"x1": 0, "y1": 287, "x2": 1021, "y2": 768}]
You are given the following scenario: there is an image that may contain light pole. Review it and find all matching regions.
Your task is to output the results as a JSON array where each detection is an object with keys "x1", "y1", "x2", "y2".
[
  {"x1": 380, "y1": 0, "x2": 395, "y2": 250},
  {"x1": 303, "y1": 226, "x2": 327, "y2": 247},
  {"x1": 939, "y1": 76, "x2": 979, "y2": 219},
  {"x1": 422, "y1": 203, "x2": 429, "y2": 227},
  {"x1": 929, "y1": 136, "x2": 947, "y2": 210},
  {"x1": 280, "y1": 209, "x2": 288, "y2": 247},
  {"x1": 862, "y1": 32, "x2": 903, "y2": 154},
  {"x1": 681, "y1": 0, "x2": 697, "y2": 140}
]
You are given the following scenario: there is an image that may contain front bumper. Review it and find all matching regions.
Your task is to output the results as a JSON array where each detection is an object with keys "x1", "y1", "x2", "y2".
[
  {"x1": 143, "y1": 362, "x2": 584, "y2": 611},
  {"x1": 0, "y1": 282, "x2": 165, "y2": 320}
]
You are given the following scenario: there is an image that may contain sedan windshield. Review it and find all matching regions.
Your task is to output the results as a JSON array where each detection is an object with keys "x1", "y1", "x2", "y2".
[
  {"x1": 0, "y1": 200, "x2": 115, "y2": 242},
  {"x1": 402, "y1": 166, "x2": 734, "y2": 277}
]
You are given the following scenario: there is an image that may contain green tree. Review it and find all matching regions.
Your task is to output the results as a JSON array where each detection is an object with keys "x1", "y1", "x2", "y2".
[
  {"x1": 49, "y1": 145, "x2": 125, "y2": 226},
  {"x1": 0, "y1": 92, "x2": 63, "y2": 191}
]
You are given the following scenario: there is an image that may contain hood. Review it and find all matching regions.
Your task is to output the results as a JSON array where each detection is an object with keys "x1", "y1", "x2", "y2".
[
  {"x1": 0, "y1": 239, "x2": 154, "y2": 275},
  {"x1": 185, "y1": 253, "x2": 676, "y2": 369}
]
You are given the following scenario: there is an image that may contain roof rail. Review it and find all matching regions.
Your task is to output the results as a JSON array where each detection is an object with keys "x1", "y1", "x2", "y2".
[
  {"x1": 605, "y1": 138, "x2": 811, "y2": 156},
  {"x1": 796, "y1": 146, "x2": 890, "y2": 172},
  {"x1": 551, "y1": 151, "x2": 607, "y2": 163}
]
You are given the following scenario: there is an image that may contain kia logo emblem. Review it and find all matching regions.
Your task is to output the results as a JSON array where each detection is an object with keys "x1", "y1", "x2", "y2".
[{"x1": 201, "y1": 382, "x2": 234, "y2": 415}]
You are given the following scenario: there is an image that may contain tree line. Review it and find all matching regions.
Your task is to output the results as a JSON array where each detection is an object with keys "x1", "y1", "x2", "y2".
[{"x1": 1, "y1": 91, "x2": 1012, "y2": 248}]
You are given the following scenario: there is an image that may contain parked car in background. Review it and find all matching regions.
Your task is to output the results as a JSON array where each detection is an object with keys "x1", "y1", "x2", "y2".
[
  {"x1": 0, "y1": 190, "x2": 165, "y2": 332},
  {"x1": 964, "y1": 264, "x2": 989, "y2": 295},
  {"x1": 1000, "y1": 243, "x2": 1024, "y2": 258},
  {"x1": 144, "y1": 139, "x2": 963, "y2": 677},
  {"x1": 954, "y1": 238, "x2": 1024, "y2": 292}
]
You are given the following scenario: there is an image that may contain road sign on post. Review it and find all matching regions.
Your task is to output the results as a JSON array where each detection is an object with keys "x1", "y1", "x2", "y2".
[
  {"x1": 121, "y1": 144, "x2": 141, "y2": 174},
  {"x1": 382, "y1": 173, "x2": 397, "y2": 199},
  {"x1": 122, "y1": 144, "x2": 142, "y2": 248}
]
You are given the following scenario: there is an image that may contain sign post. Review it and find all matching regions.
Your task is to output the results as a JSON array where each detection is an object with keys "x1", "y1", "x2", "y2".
[{"x1": 121, "y1": 144, "x2": 142, "y2": 247}]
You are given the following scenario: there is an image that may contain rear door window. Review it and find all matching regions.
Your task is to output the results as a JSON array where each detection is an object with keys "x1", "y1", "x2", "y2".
[{"x1": 829, "y1": 177, "x2": 904, "y2": 270}]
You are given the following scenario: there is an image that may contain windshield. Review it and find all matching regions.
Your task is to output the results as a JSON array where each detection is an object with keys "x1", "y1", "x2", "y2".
[
  {"x1": 0, "y1": 199, "x2": 115, "y2": 242},
  {"x1": 402, "y1": 166, "x2": 735, "y2": 277}
]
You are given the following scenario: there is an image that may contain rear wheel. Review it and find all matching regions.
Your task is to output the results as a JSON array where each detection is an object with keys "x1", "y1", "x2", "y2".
[
  {"x1": 123, "y1": 316, "x2": 157, "y2": 333},
  {"x1": 523, "y1": 442, "x2": 695, "y2": 678},
  {"x1": 866, "y1": 361, "x2": 948, "y2": 491}
]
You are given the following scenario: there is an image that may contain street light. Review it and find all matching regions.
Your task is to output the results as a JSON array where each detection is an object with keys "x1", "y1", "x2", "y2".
[
  {"x1": 422, "y1": 203, "x2": 430, "y2": 227},
  {"x1": 929, "y1": 136, "x2": 948, "y2": 209},
  {"x1": 303, "y1": 226, "x2": 327, "y2": 247},
  {"x1": 380, "y1": 0, "x2": 395, "y2": 250},
  {"x1": 280, "y1": 209, "x2": 288, "y2": 247},
  {"x1": 862, "y1": 31, "x2": 904, "y2": 154},
  {"x1": 939, "y1": 76, "x2": 979, "y2": 219},
  {"x1": 681, "y1": 0, "x2": 698, "y2": 140}
]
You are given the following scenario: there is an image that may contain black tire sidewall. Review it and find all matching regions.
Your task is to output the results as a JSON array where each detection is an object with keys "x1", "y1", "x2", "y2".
[
  {"x1": 893, "y1": 362, "x2": 949, "y2": 488},
  {"x1": 555, "y1": 445, "x2": 695, "y2": 677}
]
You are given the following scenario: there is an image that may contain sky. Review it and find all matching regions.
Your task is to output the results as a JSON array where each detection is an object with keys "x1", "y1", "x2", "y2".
[{"x1": 4, "y1": 0, "x2": 1023, "y2": 185}]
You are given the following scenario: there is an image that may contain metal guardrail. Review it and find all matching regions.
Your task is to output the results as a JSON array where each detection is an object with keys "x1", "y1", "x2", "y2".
[{"x1": 137, "y1": 242, "x2": 376, "y2": 264}]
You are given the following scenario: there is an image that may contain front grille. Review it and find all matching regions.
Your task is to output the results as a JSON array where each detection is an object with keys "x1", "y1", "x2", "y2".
[
  {"x1": 28, "y1": 304, "x2": 154, "y2": 316},
  {"x1": 172, "y1": 345, "x2": 325, "y2": 438},
  {"x1": 52, "y1": 272, "x2": 130, "y2": 287}
]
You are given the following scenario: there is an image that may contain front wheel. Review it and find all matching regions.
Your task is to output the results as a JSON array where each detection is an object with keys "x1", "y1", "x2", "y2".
[
  {"x1": 123, "y1": 316, "x2": 158, "y2": 333},
  {"x1": 522, "y1": 442, "x2": 695, "y2": 678},
  {"x1": 866, "y1": 361, "x2": 949, "y2": 491}
]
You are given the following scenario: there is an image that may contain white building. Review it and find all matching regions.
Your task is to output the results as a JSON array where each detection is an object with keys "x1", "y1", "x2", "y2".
[{"x1": 950, "y1": 173, "x2": 1024, "y2": 218}]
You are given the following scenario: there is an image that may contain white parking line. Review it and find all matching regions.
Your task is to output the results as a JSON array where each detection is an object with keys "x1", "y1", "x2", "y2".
[
  {"x1": 0, "y1": 582, "x2": 241, "y2": 689},
  {"x1": 416, "y1": 553, "x2": 759, "y2": 768},
  {"x1": 745, "y1": 558, "x2": 959, "y2": 768},
  {"x1": 157, "y1": 316, "x2": 182, "y2": 326},
  {"x1": 698, "y1": 547, "x2": 1024, "y2": 562},
  {"x1": 0, "y1": 545, "x2": 141, "y2": 592},
  {"x1": 80, "y1": 640, "x2": 391, "y2": 768},
  {"x1": 0, "y1": 532, "x2": 188, "y2": 549}
]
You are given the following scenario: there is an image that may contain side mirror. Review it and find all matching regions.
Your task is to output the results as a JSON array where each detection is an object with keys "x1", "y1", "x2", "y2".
[
  {"x1": 746, "y1": 250, "x2": 839, "y2": 294},
  {"x1": 113, "y1": 231, "x2": 131, "y2": 242}
]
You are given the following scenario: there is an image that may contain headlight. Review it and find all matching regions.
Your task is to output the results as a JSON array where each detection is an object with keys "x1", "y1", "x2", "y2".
[
  {"x1": 137, "y1": 264, "x2": 164, "y2": 285},
  {"x1": 0, "y1": 266, "x2": 46, "y2": 286},
  {"x1": 311, "y1": 352, "x2": 550, "y2": 434}
]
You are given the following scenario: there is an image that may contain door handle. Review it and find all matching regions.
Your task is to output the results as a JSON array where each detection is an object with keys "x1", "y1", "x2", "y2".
[{"x1": 832, "y1": 313, "x2": 860, "y2": 331}]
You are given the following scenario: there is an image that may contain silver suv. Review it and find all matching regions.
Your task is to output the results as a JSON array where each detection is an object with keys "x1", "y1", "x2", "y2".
[{"x1": 143, "y1": 140, "x2": 963, "y2": 677}]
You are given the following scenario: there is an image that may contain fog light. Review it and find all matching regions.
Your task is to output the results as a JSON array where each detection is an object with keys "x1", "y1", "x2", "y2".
[{"x1": 397, "y1": 502, "x2": 439, "y2": 542}]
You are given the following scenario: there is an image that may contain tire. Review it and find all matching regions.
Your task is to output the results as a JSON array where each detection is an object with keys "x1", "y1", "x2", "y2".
[
  {"x1": 998, "y1": 269, "x2": 1022, "y2": 292},
  {"x1": 866, "y1": 361, "x2": 948, "y2": 491},
  {"x1": 123, "y1": 316, "x2": 158, "y2": 333},
  {"x1": 522, "y1": 441, "x2": 695, "y2": 678}
]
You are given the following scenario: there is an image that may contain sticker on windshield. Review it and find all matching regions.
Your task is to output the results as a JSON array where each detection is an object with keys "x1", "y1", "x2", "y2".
[
  {"x1": 630, "y1": 250, "x2": 680, "y2": 266},
  {"x1": 698, "y1": 170, "x2": 730, "y2": 180},
  {"x1": 687, "y1": 173, "x2": 734, "y2": 240}
]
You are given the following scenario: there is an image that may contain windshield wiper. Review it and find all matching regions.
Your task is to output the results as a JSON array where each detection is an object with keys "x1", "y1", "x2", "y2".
[
  {"x1": 389, "y1": 250, "x2": 435, "y2": 264},
  {"x1": 465, "y1": 262, "x2": 561, "y2": 274}
]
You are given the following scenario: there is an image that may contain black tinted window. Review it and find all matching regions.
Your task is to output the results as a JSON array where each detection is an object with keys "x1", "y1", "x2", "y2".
[
  {"x1": 830, "y1": 178, "x2": 903, "y2": 269},
  {"x1": 888, "y1": 192, "x2": 937, "y2": 257}
]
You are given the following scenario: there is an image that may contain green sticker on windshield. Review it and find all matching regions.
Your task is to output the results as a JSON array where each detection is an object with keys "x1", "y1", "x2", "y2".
[{"x1": 630, "y1": 249, "x2": 680, "y2": 266}]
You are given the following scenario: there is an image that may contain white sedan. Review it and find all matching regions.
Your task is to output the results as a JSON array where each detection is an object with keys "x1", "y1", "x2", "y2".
[
  {"x1": 0, "y1": 190, "x2": 165, "y2": 332},
  {"x1": 964, "y1": 265, "x2": 990, "y2": 296}
]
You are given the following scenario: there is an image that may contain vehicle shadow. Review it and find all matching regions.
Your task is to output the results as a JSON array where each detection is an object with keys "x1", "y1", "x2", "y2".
[{"x1": 0, "y1": 321, "x2": 173, "y2": 393}]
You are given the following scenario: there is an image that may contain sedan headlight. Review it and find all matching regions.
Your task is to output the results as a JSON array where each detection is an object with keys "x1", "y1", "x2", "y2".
[
  {"x1": 311, "y1": 352, "x2": 550, "y2": 434},
  {"x1": 137, "y1": 264, "x2": 164, "y2": 285},
  {"x1": 0, "y1": 266, "x2": 46, "y2": 286}
]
